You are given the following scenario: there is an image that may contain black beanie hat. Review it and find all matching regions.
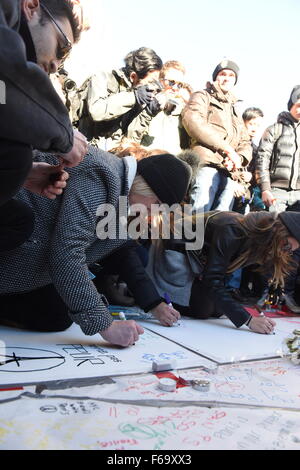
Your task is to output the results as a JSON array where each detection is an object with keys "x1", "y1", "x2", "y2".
[
  {"x1": 212, "y1": 59, "x2": 239, "y2": 85},
  {"x1": 288, "y1": 85, "x2": 300, "y2": 111},
  {"x1": 278, "y1": 212, "x2": 300, "y2": 243},
  {"x1": 137, "y1": 154, "x2": 192, "y2": 206}
]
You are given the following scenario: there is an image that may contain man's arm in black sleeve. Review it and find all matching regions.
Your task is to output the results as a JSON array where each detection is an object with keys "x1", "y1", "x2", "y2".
[{"x1": 100, "y1": 241, "x2": 163, "y2": 312}]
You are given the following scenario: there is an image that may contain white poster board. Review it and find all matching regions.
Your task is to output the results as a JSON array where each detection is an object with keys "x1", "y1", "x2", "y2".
[
  {"x1": 0, "y1": 395, "x2": 299, "y2": 450},
  {"x1": 139, "y1": 317, "x2": 293, "y2": 364},
  {"x1": 0, "y1": 324, "x2": 211, "y2": 387}
]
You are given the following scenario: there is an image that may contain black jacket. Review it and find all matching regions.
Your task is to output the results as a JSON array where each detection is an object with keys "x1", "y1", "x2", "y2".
[
  {"x1": 0, "y1": 0, "x2": 73, "y2": 152},
  {"x1": 200, "y1": 212, "x2": 251, "y2": 327},
  {"x1": 160, "y1": 211, "x2": 252, "y2": 328},
  {"x1": 255, "y1": 112, "x2": 300, "y2": 191}
]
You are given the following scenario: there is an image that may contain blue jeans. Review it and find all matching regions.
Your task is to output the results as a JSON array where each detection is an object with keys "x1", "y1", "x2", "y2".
[{"x1": 191, "y1": 166, "x2": 236, "y2": 212}]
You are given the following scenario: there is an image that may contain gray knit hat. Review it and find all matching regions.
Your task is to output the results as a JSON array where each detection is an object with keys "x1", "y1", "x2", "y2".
[
  {"x1": 288, "y1": 85, "x2": 300, "y2": 111},
  {"x1": 212, "y1": 59, "x2": 239, "y2": 84}
]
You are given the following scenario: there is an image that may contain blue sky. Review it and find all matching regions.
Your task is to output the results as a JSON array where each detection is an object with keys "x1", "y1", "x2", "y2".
[{"x1": 69, "y1": 0, "x2": 300, "y2": 136}]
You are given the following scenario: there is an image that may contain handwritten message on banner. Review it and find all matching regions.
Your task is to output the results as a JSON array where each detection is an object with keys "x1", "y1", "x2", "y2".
[
  {"x1": 0, "y1": 396, "x2": 299, "y2": 450},
  {"x1": 41, "y1": 358, "x2": 300, "y2": 411}
]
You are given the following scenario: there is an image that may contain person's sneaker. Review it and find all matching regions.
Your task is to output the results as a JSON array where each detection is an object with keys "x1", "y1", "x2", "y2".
[
  {"x1": 256, "y1": 289, "x2": 269, "y2": 308},
  {"x1": 283, "y1": 293, "x2": 300, "y2": 313}
]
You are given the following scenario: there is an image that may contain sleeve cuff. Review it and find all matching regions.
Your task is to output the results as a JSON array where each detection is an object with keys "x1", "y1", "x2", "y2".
[
  {"x1": 143, "y1": 298, "x2": 165, "y2": 313},
  {"x1": 68, "y1": 295, "x2": 113, "y2": 336}
]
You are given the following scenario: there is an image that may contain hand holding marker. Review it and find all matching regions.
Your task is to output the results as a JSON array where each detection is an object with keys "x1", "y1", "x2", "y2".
[
  {"x1": 164, "y1": 293, "x2": 181, "y2": 327},
  {"x1": 254, "y1": 305, "x2": 276, "y2": 335}
]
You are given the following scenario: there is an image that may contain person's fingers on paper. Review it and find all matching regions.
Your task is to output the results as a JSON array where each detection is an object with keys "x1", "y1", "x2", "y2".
[
  {"x1": 166, "y1": 306, "x2": 181, "y2": 324},
  {"x1": 100, "y1": 320, "x2": 142, "y2": 347},
  {"x1": 152, "y1": 303, "x2": 180, "y2": 326},
  {"x1": 136, "y1": 323, "x2": 144, "y2": 335},
  {"x1": 132, "y1": 326, "x2": 140, "y2": 343},
  {"x1": 249, "y1": 316, "x2": 275, "y2": 334},
  {"x1": 171, "y1": 306, "x2": 181, "y2": 321}
]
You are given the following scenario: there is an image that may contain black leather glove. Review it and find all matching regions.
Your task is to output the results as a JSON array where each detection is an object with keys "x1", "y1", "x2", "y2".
[
  {"x1": 145, "y1": 96, "x2": 162, "y2": 117},
  {"x1": 134, "y1": 85, "x2": 154, "y2": 107}
]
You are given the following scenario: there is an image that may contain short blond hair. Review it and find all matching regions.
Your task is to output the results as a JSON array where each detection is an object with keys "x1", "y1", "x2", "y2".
[{"x1": 130, "y1": 174, "x2": 157, "y2": 198}]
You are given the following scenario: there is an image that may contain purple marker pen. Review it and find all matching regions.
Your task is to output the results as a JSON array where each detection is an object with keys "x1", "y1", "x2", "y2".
[
  {"x1": 164, "y1": 293, "x2": 173, "y2": 307},
  {"x1": 164, "y1": 293, "x2": 181, "y2": 327}
]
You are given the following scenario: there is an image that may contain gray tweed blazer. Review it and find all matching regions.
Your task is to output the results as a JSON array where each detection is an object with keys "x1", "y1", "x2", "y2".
[{"x1": 0, "y1": 148, "x2": 133, "y2": 335}]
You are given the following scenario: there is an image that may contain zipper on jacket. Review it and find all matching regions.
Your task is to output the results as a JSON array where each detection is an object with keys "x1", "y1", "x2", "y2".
[{"x1": 289, "y1": 126, "x2": 299, "y2": 189}]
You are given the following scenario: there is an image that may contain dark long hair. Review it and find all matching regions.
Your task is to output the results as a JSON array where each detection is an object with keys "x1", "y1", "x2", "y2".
[
  {"x1": 225, "y1": 212, "x2": 295, "y2": 287},
  {"x1": 169, "y1": 210, "x2": 295, "y2": 287}
]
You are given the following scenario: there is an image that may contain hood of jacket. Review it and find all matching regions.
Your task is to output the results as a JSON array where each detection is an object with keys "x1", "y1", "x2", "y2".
[
  {"x1": 114, "y1": 68, "x2": 134, "y2": 89},
  {"x1": 278, "y1": 111, "x2": 300, "y2": 127}
]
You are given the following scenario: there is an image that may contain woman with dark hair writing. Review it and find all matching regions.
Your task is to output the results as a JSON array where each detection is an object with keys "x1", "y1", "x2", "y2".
[{"x1": 147, "y1": 211, "x2": 300, "y2": 334}]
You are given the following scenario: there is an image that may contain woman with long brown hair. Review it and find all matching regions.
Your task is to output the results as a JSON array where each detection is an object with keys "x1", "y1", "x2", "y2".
[{"x1": 147, "y1": 210, "x2": 300, "y2": 334}]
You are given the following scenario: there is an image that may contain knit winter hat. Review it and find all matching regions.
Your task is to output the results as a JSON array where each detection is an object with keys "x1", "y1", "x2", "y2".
[
  {"x1": 288, "y1": 85, "x2": 300, "y2": 111},
  {"x1": 278, "y1": 212, "x2": 300, "y2": 244},
  {"x1": 137, "y1": 154, "x2": 192, "y2": 206},
  {"x1": 212, "y1": 60, "x2": 239, "y2": 84}
]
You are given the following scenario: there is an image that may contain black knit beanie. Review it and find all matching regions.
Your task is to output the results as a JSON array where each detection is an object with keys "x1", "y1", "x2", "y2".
[
  {"x1": 287, "y1": 85, "x2": 300, "y2": 111},
  {"x1": 212, "y1": 60, "x2": 239, "y2": 85},
  {"x1": 278, "y1": 212, "x2": 300, "y2": 243},
  {"x1": 137, "y1": 154, "x2": 192, "y2": 206}
]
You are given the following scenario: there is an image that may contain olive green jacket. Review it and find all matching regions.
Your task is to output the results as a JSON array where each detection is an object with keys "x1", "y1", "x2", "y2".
[{"x1": 78, "y1": 69, "x2": 153, "y2": 149}]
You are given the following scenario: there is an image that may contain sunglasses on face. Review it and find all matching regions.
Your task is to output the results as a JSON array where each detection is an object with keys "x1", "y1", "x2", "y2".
[
  {"x1": 40, "y1": 3, "x2": 72, "y2": 61},
  {"x1": 163, "y1": 79, "x2": 184, "y2": 89}
]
